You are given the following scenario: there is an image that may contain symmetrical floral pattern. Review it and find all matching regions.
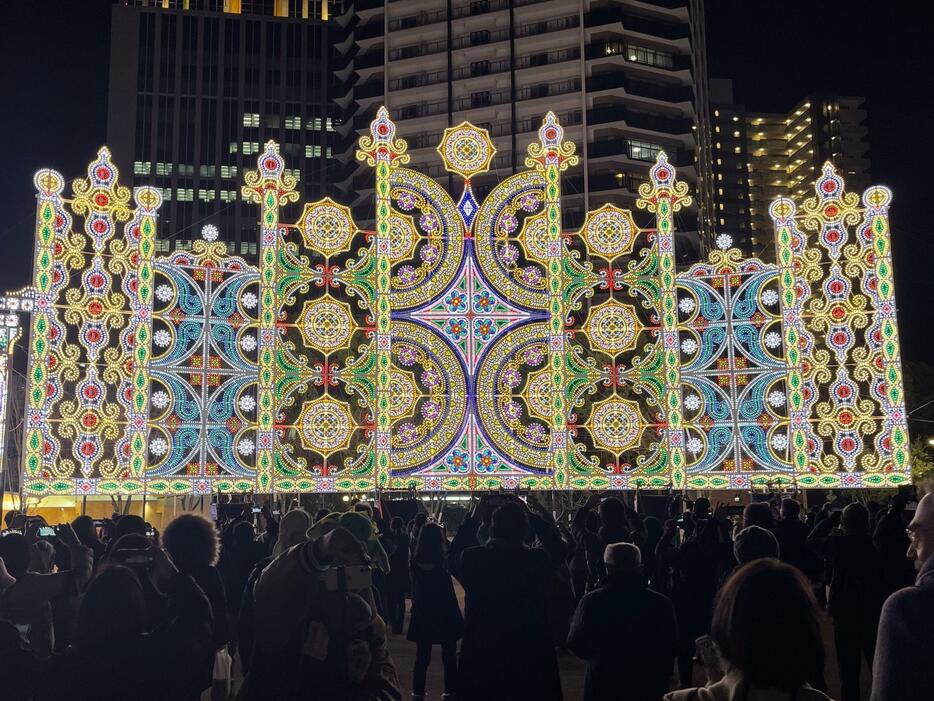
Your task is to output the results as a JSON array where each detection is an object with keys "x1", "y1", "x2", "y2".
[{"x1": 19, "y1": 113, "x2": 910, "y2": 494}]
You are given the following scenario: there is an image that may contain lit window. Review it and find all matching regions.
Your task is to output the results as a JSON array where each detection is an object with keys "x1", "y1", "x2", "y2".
[
  {"x1": 285, "y1": 116, "x2": 302, "y2": 130},
  {"x1": 307, "y1": 117, "x2": 322, "y2": 131},
  {"x1": 718, "y1": 188, "x2": 723, "y2": 195},
  {"x1": 715, "y1": 142, "x2": 721, "y2": 149},
  {"x1": 177, "y1": 188, "x2": 194, "y2": 201},
  {"x1": 714, "y1": 110, "x2": 720, "y2": 117},
  {"x1": 156, "y1": 162, "x2": 173, "y2": 176},
  {"x1": 229, "y1": 142, "x2": 239, "y2": 154},
  {"x1": 199, "y1": 165, "x2": 216, "y2": 177},
  {"x1": 715, "y1": 126, "x2": 720, "y2": 133},
  {"x1": 719, "y1": 218, "x2": 725, "y2": 226},
  {"x1": 627, "y1": 139, "x2": 662, "y2": 162},
  {"x1": 161, "y1": 188, "x2": 172, "y2": 201},
  {"x1": 734, "y1": 146, "x2": 741, "y2": 154},
  {"x1": 221, "y1": 165, "x2": 239, "y2": 178},
  {"x1": 243, "y1": 113, "x2": 260, "y2": 127},
  {"x1": 133, "y1": 161, "x2": 151, "y2": 176},
  {"x1": 610, "y1": 42, "x2": 675, "y2": 68},
  {"x1": 732, "y1": 116, "x2": 739, "y2": 122},
  {"x1": 732, "y1": 131, "x2": 740, "y2": 138},
  {"x1": 305, "y1": 144, "x2": 322, "y2": 158}
]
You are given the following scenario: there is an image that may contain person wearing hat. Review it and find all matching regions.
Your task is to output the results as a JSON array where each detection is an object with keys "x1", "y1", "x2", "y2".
[{"x1": 239, "y1": 514, "x2": 400, "y2": 701}]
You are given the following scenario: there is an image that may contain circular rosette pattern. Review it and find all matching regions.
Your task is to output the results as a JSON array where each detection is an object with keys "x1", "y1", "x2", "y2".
[
  {"x1": 390, "y1": 321, "x2": 468, "y2": 474},
  {"x1": 388, "y1": 168, "x2": 463, "y2": 310},
  {"x1": 475, "y1": 321, "x2": 555, "y2": 473},
  {"x1": 473, "y1": 171, "x2": 550, "y2": 311}
]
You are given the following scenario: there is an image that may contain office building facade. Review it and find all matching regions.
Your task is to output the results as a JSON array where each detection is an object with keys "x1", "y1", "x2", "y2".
[
  {"x1": 106, "y1": 0, "x2": 354, "y2": 257},
  {"x1": 352, "y1": 0, "x2": 710, "y2": 240}
]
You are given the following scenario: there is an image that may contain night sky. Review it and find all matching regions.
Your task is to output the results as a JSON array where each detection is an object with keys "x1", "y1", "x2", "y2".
[{"x1": 1, "y1": 1, "x2": 931, "y2": 366}]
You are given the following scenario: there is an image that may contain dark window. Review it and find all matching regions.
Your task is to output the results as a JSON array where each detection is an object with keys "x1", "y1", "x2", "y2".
[
  {"x1": 471, "y1": 91, "x2": 491, "y2": 108},
  {"x1": 470, "y1": 60, "x2": 490, "y2": 76},
  {"x1": 470, "y1": 30, "x2": 490, "y2": 45}
]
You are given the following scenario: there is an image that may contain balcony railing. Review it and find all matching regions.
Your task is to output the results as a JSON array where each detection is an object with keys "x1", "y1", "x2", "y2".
[
  {"x1": 387, "y1": 46, "x2": 581, "y2": 92},
  {"x1": 389, "y1": 14, "x2": 579, "y2": 61},
  {"x1": 588, "y1": 106, "x2": 693, "y2": 134}
]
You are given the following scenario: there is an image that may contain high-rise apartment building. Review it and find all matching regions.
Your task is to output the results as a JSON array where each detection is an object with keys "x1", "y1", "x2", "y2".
[
  {"x1": 709, "y1": 81, "x2": 872, "y2": 260},
  {"x1": 106, "y1": 0, "x2": 354, "y2": 257},
  {"x1": 352, "y1": 0, "x2": 710, "y2": 242},
  {"x1": 708, "y1": 79, "x2": 751, "y2": 253}
]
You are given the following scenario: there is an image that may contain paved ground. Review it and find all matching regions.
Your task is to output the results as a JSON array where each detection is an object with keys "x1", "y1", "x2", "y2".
[
  {"x1": 386, "y1": 582, "x2": 872, "y2": 700},
  {"x1": 219, "y1": 582, "x2": 871, "y2": 700}
]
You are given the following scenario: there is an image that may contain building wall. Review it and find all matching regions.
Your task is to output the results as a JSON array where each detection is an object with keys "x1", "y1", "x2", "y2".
[
  {"x1": 709, "y1": 89, "x2": 871, "y2": 262},
  {"x1": 352, "y1": 0, "x2": 709, "y2": 234},
  {"x1": 106, "y1": 0, "x2": 354, "y2": 257}
]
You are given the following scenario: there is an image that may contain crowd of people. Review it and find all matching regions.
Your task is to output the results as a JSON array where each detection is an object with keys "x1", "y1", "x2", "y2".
[{"x1": 0, "y1": 488, "x2": 930, "y2": 701}]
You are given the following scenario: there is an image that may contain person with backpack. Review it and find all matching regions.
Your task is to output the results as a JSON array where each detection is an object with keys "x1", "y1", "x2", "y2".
[{"x1": 242, "y1": 514, "x2": 401, "y2": 701}]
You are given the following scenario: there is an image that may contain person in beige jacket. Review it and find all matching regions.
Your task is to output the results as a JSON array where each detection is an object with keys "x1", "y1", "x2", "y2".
[{"x1": 665, "y1": 559, "x2": 835, "y2": 701}]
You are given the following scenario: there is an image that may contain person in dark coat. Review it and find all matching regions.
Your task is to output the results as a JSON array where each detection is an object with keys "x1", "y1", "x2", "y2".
[
  {"x1": 161, "y1": 512, "x2": 229, "y2": 699},
  {"x1": 571, "y1": 494, "x2": 632, "y2": 591},
  {"x1": 872, "y1": 491, "x2": 916, "y2": 598},
  {"x1": 656, "y1": 507, "x2": 724, "y2": 686},
  {"x1": 568, "y1": 542, "x2": 677, "y2": 701},
  {"x1": 871, "y1": 492, "x2": 934, "y2": 701},
  {"x1": 40, "y1": 555, "x2": 214, "y2": 701},
  {"x1": 774, "y1": 498, "x2": 812, "y2": 574},
  {"x1": 407, "y1": 522, "x2": 462, "y2": 700},
  {"x1": 385, "y1": 516, "x2": 411, "y2": 634},
  {"x1": 449, "y1": 499, "x2": 565, "y2": 701},
  {"x1": 808, "y1": 502, "x2": 884, "y2": 701}
]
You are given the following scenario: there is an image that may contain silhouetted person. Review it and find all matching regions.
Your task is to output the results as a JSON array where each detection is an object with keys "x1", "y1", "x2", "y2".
[
  {"x1": 640, "y1": 517, "x2": 664, "y2": 590},
  {"x1": 407, "y1": 522, "x2": 462, "y2": 701},
  {"x1": 0, "y1": 620, "x2": 37, "y2": 701},
  {"x1": 733, "y1": 525, "x2": 779, "y2": 565},
  {"x1": 385, "y1": 516, "x2": 410, "y2": 635},
  {"x1": 665, "y1": 559, "x2": 831, "y2": 701},
  {"x1": 774, "y1": 498, "x2": 812, "y2": 574},
  {"x1": 808, "y1": 502, "x2": 883, "y2": 701},
  {"x1": 568, "y1": 542, "x2": 677, "y2": 701},
  {"x1": 162, "y1": 513, "x2": 228, "y2": 698},
  {"x1": 742, "y1": 502, "x2": 774, "y2": 531},
  {"x1": 657, "y1": 506, "x2": 723, "y2": 686},
  {"x1": 70, "y1": 515, "x2": 105, "y2": 565},
  {"x1": 873, "y1": 491, "x2": 916, "y2": 597},
  {"x1": 871, "y1": 492, "x2": 934, "y2": 701},
  {"x1": 219, "y1": 519, "x2": 266, "y2": 640},
  {"x1": 0, "y1": 522, "x2": 91, "y2": 657},
  {"x1": 42, "y1": 556, "x2": 213, "y2": 701},
  {"x1": 243, "y1": 522, "x2": 401, "y2": 700},
  {"x1": 450, "y1": 500, "x2": 564, "y2": 701},
  {"x1": 572, "y1": 494, "x2": 632, "y2": 591},
  {"x1": 238, "y1": 509, "x2": 310, "y2": 675}
]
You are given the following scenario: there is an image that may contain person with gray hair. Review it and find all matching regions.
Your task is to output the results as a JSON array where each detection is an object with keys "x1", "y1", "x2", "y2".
[
  {"x1": 871, "y1": 492, "x2": 934, "y2": 701},
  {"x1": 568, "y1": 542, "x2": 678, "y2": 701}
]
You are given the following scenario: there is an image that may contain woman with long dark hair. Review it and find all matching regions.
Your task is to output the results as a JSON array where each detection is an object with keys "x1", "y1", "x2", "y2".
[
  {"x1": 665, "y1": 558, "x2": 833, "y2": 700},
  {"x1": 407, "y1": 522, "x2": 463, "y2": 701}
]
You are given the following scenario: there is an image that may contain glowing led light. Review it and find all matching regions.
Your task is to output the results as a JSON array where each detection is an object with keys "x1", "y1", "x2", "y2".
[{"x1": 19, "y1": 109, "x2": 910, "y2": 494}]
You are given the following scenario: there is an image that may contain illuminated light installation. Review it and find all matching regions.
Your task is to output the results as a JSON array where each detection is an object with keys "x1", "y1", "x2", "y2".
[
  {"x1": 0, "y1": 294, "x2": 32, "y2": 492},
  {"x1": 19, "y1": 112, "x2": 910, "y2": 494}
]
